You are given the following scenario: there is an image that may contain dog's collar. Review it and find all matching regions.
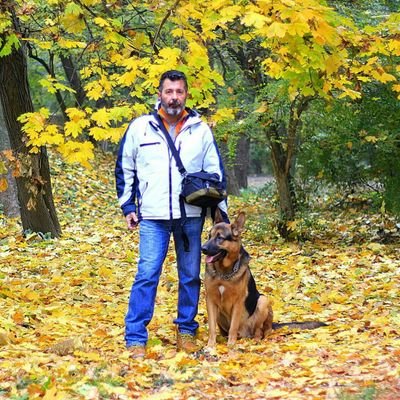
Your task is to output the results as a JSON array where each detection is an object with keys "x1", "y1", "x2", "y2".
[{"x1": 210, "y1": 258, "x2": 241, "y2": 280}]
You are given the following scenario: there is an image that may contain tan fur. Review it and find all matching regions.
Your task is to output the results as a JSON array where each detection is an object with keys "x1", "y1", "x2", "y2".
[{"x1": 203, "y1": 211, "x2": 273, "y2": 347}]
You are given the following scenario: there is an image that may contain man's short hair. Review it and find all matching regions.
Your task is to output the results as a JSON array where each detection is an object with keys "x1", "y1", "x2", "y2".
[{"x1": 158, "y1": 70, "x2": 188, "y2": 91}]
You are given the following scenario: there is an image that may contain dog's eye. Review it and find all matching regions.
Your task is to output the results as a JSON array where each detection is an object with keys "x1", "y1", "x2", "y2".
[{"x1": 217, "y1": 235, "x2": 225, "y2": 243}]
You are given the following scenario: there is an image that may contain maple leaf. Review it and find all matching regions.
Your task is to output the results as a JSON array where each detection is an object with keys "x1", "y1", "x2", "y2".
[
  {"x1": 60, "y1": 12, "x2": 85, "y2": 34},
  {"x1": 266, "y1": 22, "x2": 288, "y2": 38},
  {"x1": 91, "y1": 108, "x2": 110, "y2": 128},
  {"x1": 242, "y1": 11, "x2": 267, "y2": 30}
]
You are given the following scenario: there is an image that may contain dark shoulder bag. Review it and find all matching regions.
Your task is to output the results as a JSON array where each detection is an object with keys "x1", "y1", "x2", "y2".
[{"x1": 153, "y1": 113, "x2": 227, "y2": 208}]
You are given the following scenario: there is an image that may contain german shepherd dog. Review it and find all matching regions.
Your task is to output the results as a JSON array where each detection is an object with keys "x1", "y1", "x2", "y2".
[{"x1": 202, "y1": 211, "x2": 326, "y2": 348}]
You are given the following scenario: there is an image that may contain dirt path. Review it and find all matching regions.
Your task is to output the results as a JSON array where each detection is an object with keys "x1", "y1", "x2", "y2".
[{"x1": 247, "y1": 175, "x2": 274, "y2": 188}]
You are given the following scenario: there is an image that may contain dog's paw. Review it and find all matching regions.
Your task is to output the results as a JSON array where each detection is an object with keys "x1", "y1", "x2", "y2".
[{"x1": 204, "y1": 345, "x2": 217, "y2": 355}]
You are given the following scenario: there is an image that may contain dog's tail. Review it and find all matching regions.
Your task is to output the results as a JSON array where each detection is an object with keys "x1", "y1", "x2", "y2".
[{"x1": 272, "y1": 321, "x2": 327, "y2": 330}]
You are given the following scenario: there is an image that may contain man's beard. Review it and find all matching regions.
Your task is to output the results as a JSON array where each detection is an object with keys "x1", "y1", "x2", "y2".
[{"x1": 160, "y1": 99, "x2": 184, "y2": 117}]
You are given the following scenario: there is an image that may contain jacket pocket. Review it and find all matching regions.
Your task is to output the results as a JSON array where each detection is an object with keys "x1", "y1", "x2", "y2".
[
  {"x1": 138, "y1": 181, "x2": 148, "y2": 208},
  {"x1": 140, "y1": 142, "x2": 161, "y2": 147}
]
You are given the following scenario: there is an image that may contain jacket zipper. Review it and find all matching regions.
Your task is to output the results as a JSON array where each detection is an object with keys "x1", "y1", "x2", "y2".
[
  {"x1": 150, "y1": 116, "x2": 200, "y2": 220},
  {"x1": 168, "y1": 152, "x2": 173, "y2": 220}
]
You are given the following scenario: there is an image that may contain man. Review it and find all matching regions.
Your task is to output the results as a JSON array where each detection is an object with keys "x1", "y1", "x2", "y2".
[{"x1": 115, "y1": 70, "x2": 228, "y2": 359}]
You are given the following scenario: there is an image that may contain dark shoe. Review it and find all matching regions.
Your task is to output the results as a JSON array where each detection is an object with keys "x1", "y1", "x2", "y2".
[
  {"x1": 128, "y1": 345, "x2": 146, "y2": 359},
  {"x1": 176, "y1": 330, "x2": 200, "y2": 353}
]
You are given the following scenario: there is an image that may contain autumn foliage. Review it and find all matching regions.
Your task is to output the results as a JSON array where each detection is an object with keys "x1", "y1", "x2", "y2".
[
  {"x1": 1, "y1": 153, "x2": 399, "y2": 399},
  {"x1": 1, "y1": 0, "x2": 399, "y2": 166}
]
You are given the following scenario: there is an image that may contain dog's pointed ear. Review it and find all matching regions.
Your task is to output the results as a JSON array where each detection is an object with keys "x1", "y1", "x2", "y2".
[
  {"x1": 214, "y1": 207, "x2": 224, "y2": 224},
  {"x1": 231, "y1": 212, "x2": 246, "y2": 237}
]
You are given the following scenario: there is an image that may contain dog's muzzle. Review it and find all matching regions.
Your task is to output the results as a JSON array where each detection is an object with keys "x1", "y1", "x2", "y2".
[{"x1": 201, "y1": 245, "x2": 226, "y2": 264}]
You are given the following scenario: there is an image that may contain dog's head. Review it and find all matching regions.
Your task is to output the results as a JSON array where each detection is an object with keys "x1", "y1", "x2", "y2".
[{"x1": 201, "y1": 210, "x2": 246, "y2": 266}]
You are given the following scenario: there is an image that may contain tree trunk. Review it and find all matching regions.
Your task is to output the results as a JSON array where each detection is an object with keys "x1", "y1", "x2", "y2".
[
  {"x1": 60, "y1": 54, "x2": 86, "y2": 107},
  {"x1": 266, "y1": 97, "x2": 311, "y2": 238},
  {"x1": 0, "y1": 29, "x2": 61, "y2": 237},
  {"x1": 0, "y1": 100, "x2": 20, "y2": 217},
  {"x1": 268, "y1": 123, "x2": 295, "y2": 238},
  {"x1": 234, "y1": 135, "x2": 249, "y2": 189},
  {"x1": 219, "y1": 143, "x2": 241, "y2": 196}
]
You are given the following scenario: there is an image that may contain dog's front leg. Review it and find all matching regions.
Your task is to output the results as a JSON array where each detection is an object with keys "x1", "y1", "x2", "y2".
[
  {"x1": 227, "y1": 303, "x2": 244, "y2": 346},
  {"x1": 206, "y1": 296, "x2": 219, "y2": 348}
]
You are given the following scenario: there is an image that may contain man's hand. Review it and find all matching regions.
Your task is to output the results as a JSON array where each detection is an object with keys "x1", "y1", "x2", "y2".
[{"x1": 125, "y1": 212, "x2": 139, "y2": 230}]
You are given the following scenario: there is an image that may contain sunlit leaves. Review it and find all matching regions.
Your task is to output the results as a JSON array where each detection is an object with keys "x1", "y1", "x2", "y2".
[
  {"x1": 39, "y1": 76, "x2": 76, "y2": 95},
  {"x1": 64, "y1": 108, "x2": 90, "y2": 138},
  {"x1": 58, "y1": 141, "x2": 94, "y2": 167},
  {"x1": 60, "y1": 3, "x2": 85, "y2": 34},
  {"x1": 18, "y1": 108, "x2": 64, "y2": 152},
  {"x1": 1, "y1": 154, "x2": 400, "y2": 399},
  {"x1": 1, "y1": 0, "x2": 399, "y2": 169},
  {"x1": 0, "y1": 33, "x2": 20, "y2": 57},
  {"x1": 209, "y1": 107, "x2": 235, "y2": 125}
]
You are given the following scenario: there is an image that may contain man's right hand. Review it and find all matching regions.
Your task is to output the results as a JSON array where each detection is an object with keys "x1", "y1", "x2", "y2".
[{"x1": 125, "y1": 212, "x2": 139, "y2": 230}]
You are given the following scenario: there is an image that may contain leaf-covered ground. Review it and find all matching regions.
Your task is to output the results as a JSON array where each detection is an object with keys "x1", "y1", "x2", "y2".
[{"x1": 1, "y1": 153, "x2": 399, "y2": 400}]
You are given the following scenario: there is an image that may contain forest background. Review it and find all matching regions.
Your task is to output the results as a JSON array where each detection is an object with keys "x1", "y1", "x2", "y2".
[{"x1": 0, "y1": 0, "x2": 400, "y2": 399}]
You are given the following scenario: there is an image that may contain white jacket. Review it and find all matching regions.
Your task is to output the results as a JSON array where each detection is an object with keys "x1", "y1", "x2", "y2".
[{"x1": 115, "y1": 109, "x2": 228, "y2": 220}]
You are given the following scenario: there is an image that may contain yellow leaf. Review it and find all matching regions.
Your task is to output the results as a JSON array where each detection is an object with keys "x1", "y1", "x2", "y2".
[
  {"x1": 98, "y1": 266, "x2": 113, "y2": 278},
  {"x1": 254, "y1": 102, "x2": 268, "y2": 113},
  {"x1": 93, "y1": 17, "x2": 109, "y2": 27},
  {"x1": 89, "y1": 127, "x2": 109, "y2": 141},
  {"x1": 158, "y1": 47, "x2": 181, "y2": 64},
  {"x1": 21, "y1": 288, "x2": 40, "y2": 302},
  {"x1": 219, "y1": 5, "x2": 242, "y2": 23},
  {"x1": 267, "y1": 21, "x2": 288, "y2": 38},
  {"x1": 287, "y1": 220, "x2": 298, "y2": 231},
  {"x1": 60, "y1": 13, "x2": 85, "y2": 34},
  {"x1": 91, "y1": 108, "x2": 110, "y2": 128},
  {"x1": 0, "y1": 178, "x2": 8, "y2": 192},
  {"x1": 58, "y1": 141, "x2": 94, "y2": 168},
  {"x1": 57, "y1": 38, "x2": 86, "y2": 49},
  {"x1": 0, "y1": 332, "x2": 10, "y2": 346},
  {"x1": 364, "y1": 135, "x2": 378, "y2": 143},
  {"x1": 42, "y1": 387, "x2": 70, "y2": 400},
  {"x1": 310, "y1": 302, "x2": 322, "y2": 312},
  {"x1": 65, "y1": 108, "x2": 90, "y2": 137},
  {"x1": 85, "y1": 81, "x2": 103, "y2": 101},
  {"x1": 209, "y1": 107, "x2": 235, "y2": 125},
  {"x1": 371, "y1": 70, "x2": 396, "y2": 83},
  {"x1": 242, "y1": 12, "x2": 267, "y2": 29},
  {"x1": 81, "y1": 0, "x2": 100, "y2": 5}
]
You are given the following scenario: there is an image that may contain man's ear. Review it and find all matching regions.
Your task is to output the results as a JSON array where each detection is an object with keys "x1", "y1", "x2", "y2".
[{"x1": 231, "y1": 212, "x2": 246, "y2": 237}]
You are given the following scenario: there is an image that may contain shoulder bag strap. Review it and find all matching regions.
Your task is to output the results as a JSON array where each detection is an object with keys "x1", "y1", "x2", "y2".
[
  {"x1": 152, "y1": 112, "x2": 190, "y2": 251},
  {"x1": 153, "y1": 112, "x2": 187, "y2": 176}
]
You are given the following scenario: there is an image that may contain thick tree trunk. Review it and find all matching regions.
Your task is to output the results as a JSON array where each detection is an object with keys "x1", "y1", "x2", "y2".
[
  {"x1": 0, "y1": 101, "x2": 20, "y2": 217},
  {"x1": 0, "y1": 30, "x2": 61, "y2": 237}
]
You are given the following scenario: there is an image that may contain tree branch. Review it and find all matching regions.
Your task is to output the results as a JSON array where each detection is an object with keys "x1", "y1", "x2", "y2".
[{"x1": 152, "y1": 0, "x2": 181, "y2": 51}]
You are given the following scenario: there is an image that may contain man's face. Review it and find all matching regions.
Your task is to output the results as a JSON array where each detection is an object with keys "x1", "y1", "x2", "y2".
[{"x1": 158, "y1": 78, "x2": 188, "y2": 118}]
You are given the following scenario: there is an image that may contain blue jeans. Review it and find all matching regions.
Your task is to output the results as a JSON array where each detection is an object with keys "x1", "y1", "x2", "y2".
[{"x1": 125, "y1": 217, "x2": 203, "y2": 347}]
